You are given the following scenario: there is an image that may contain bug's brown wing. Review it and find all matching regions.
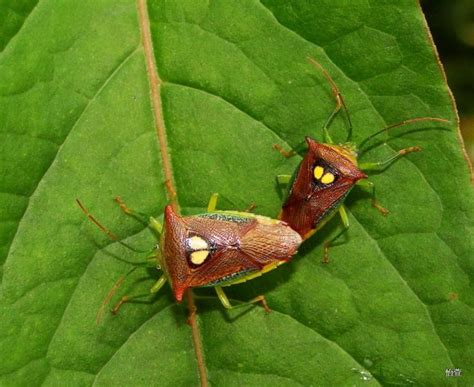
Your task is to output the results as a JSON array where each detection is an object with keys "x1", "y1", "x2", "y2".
[
  {"x1": 188, "y1": 248, "x2": 262, "y2": 288},
  {"x1": 239, "y1": 217, "x2": 302, "y2": 263},
  {"x1": 186, "y1": 217, "x2": 301, "y2": 287},
  {"x1": 280, "y1": 137, "x2": 366, "y2": 238}
]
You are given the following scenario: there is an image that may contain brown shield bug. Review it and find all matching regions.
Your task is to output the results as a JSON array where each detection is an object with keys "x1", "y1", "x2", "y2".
[
  {"x1": 275, "y1": 58, "x2": 448, "y2": 262},
  {"x1": 77, "y1": 193, "x2": 302, "y2": 319}
]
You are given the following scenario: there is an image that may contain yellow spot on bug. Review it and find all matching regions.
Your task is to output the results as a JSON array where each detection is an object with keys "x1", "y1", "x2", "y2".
[
  {"x1": 190, "y1": 250, "x2": 210, "y2": 265},
  {"x1": 314, "y1": 166, "x2": 324, "y2": 180},
  {"x1": 321, "y1": 173, "x2": 335, "y2": 184},
  {"x1": 188, "y1": 236, "x2": 208, "y2": 251}
]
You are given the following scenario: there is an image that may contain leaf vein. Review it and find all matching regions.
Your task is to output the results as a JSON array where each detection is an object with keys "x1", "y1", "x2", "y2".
[
  {"x1": 92, "y1": 303, "x2": 177, "y2": 384},
  {"x1": 1, "y1": 46, "x2": 140, "y2": 277},
  {"x1": 165, "y1": 81, "x2": 291, "y2": 147},
  {"x1": 262, "y1": 306, "x2": 381, "y2": 385},
  {"x1": 349, "y1": 212, "x2": 455, "y2": 368},
  {"x1": 0, "y1": 0, "x2": 40, "y2": 53}
]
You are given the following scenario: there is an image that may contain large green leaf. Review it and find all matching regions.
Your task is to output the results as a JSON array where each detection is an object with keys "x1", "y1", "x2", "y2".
[{"x1": 1, "y1": 0, "x2": 473, "y2": 385}]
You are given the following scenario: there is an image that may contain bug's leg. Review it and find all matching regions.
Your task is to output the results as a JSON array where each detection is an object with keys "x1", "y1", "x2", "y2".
[
  {"x1": 207, "y1": 193, "x2": 219, "y2": 212},
  {"x1": 215, "y1": 286, "x2": 271, "y2": 313},
  {"x1": 114, "y1": 196, "x2": 153, "y2": 225},
  {"x1": 358, "y1": 146, "x2": 421, "y2": 171},
  {"x1": 356, "y1": 179, "x2": 389, "y2": 216},
  {"x1": 357, "y1": 147, "x2": 422, "y2": 215},
  {"x1": 322, "y1": 205, "x2": 350, "y2": 264},
  {"x1": 207, "y1": 192, "x2": 255, "y2": 213},
  {"x1": 307, "y1": 57, "x2": 353, "y2": 143},
  {"x1": 273, "y1": 140, "x2": 307, "y2": 159},
  {"x1": 276, "y1": 174, "x2": 291, "y2": 185},
  {"x1": 273, "y1": 144, "x2": 296, "y2": 158},
  {"x1": 241, "y1": 202, "x2": 257, "y2": 213},
  {"x1": 276, "y1": 174, "x2": 292, "y2": 198},
  {"x1": 321, "y1": 103, "x2": 341, "y2": 145},
  {"x1": 148, "y1": 217, "x2": 162, "y2": 235},
  {"x1": 114, "y1": 196, "x2": 162, "y2": 237},
  {"x1": 95, "y1": 255, "x2": 159, "y2": 323},
  {"x1": 96, "y1": 267, "x2": 135, "y2": 324},
  {"x1": 109, "y1": 275, "x2": 167, "y2": 317},
  {"x1": 76, "y1": 199, "x2": 152, "y2": 253}
]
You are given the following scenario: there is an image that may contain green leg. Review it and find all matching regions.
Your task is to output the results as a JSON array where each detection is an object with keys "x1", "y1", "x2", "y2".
[
  {"x1": 241, "y1": 202, "x2": 257, "y2": 213},
  {"x1": 358, "y1": 146, "x2": 421, "y2": 171},
  {"x1": 109, "y1": 275, "x2": 167, "y2": 316},
  {"x1": 76, "y1": 198, "x2": 153, "y2": 253},
  {"x1": 356, "y1": 179, "x2": 389, "y2": 216},
  {"x1": 273, "y1": 140, "x2": 307, "y2": 158},
  {"x1": 215, "y1": 286, "x2": 271, "y2": 313},
  {"x1": 322, "y1": 107, "x2": 340, "y2": 144},
  {"x1": 115, "y1": 197, "x2": 163, "y2": 238},
  {"x1": 273, "y1": 144, "x2": 296, "y2": 158},
  {"x1": 276, "y1": 174, "x2": 291, "y2": 185},
  {"x1": 150, "y1": 275, "x2": 167, "y2": 293},
  {"x1": 276, "y1": 174, "x2": 292, "y2": 198},
  {"x1": 207, "y1": 193, "x2": 219, "y2": 212},
  {"x1": 307, "y1": 57, "x2": 353, "y2": 143},
  {"x1": 114, "y1": 196, "x2": 152, "y2": 225},
  {"x1": 149, "y1": 217, "x2": 162, "y2": 235},
  {"x1": 320, "y1": 84, "x2": 353, "y2": 144},
  {"x1": 96, "y1": 269, "x2": 162, "y2": 323},
  {"x1": 207, "y1": 192, "x2": 255, "y2": 213},
  {"x1": 322, "y1": 206, "x2": 350, "y2": 264}
]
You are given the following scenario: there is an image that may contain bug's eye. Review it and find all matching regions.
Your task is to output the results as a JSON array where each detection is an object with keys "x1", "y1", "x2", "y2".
[{"x1": 313, "y1": 165, "x2": 336, "y2": 185}]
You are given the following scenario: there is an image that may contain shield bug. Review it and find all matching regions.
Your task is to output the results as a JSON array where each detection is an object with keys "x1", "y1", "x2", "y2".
[
  {"x1": 275, "y1": 58, "x2": 449, "y2": 262},
  {"x1": 77, "y1": 194, "x2": 302, "y2": 318}
]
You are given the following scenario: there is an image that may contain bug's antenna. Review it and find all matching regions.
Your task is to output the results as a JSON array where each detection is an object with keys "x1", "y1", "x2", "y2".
[
  {"x1": 358, "y1": 117, "x2": 450, "y2": 151},
  {"x1": 307, "y1": 57, "x2": 353, "y2": 142},
  {"x1": 76, "y1": 199, "x2": 149, "y2": 253}
]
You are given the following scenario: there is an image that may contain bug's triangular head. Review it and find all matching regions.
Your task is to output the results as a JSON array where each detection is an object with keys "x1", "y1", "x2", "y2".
[
  {"x1": 311, "y1": 138, "x2": 365, "y2": 179},
  {"x1": 161, "y1": 205, "x2": 189, "y2": 302},
  {"x1": 307, "y1": 136, "x2": 360, "y2": 169}
]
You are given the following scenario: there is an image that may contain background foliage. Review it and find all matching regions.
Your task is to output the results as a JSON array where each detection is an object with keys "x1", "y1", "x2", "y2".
[
  {"x1": 1, "y1": 0, "x2": 473, "y2": 385},
  {"x1": 422, "y1": 0, "x2": 474, "y2": 164}
]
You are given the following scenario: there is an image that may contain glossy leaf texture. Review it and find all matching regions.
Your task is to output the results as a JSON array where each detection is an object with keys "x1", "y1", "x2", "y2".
[{"x1": 1, "y1": 1, "x2": 473, "y2": 385}]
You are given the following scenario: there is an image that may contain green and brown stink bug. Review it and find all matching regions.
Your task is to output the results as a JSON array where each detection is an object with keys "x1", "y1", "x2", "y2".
[
  {"x1": 275, "y1": 58, "x2": 449, "y2": 262},
  {"x1": 77, "y1": 193, "x2": 302, "y2": 318}
]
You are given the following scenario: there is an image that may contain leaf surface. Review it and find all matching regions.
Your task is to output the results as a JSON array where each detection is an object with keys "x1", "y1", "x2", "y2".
[{"x1": 1, "y1": 1, "x2": 473, "y2": 386}]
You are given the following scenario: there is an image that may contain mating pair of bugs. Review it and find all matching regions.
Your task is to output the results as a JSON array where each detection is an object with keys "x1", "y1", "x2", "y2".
[{"x1": 78, "y1": 58, "x2": 448, "y2": 318}]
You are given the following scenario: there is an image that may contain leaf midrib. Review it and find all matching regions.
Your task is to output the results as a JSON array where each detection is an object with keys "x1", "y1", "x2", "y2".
[{"x1": 136, "y1": 0, "x2": 208, "y2": 385}]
